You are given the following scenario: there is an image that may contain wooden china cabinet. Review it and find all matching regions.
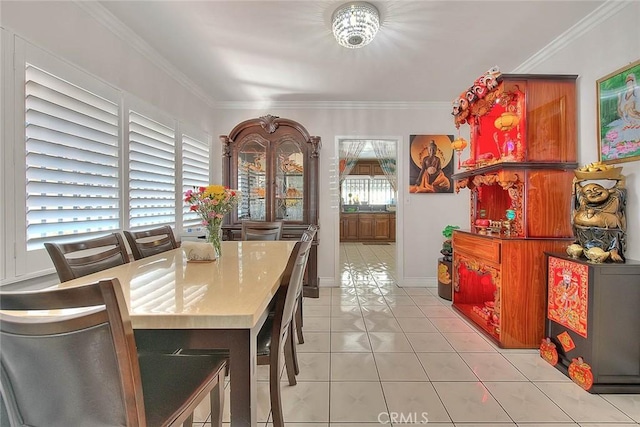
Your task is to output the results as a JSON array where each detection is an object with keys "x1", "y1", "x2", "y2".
[
  {"x1": 221, "y1": 115, "x2": 321, "y2": 297},
  {"x1": 451, "y1": 73, "x2": 578, "y2": 348}
]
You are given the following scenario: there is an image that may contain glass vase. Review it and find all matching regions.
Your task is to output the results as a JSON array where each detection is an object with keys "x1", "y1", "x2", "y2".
[{"x1": 206, "y1": 221, "x2": 222, "y2": 258}]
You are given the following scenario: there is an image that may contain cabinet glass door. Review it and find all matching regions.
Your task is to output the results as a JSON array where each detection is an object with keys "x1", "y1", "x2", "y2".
[
  {"x1": 275, "y1": 137, "x2": 304, "y2": 222},
  {"x1": 237, "y1": 136, "x2": 267, "y2": 220}
]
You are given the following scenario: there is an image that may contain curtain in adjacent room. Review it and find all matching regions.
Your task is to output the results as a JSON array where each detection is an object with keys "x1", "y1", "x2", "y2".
[
  {"x1": 370, "y1": 140, "x2": 397, "y2": 192},
  {"x1": 339, "y1": 140, "x2": 367, "y2": 182}
]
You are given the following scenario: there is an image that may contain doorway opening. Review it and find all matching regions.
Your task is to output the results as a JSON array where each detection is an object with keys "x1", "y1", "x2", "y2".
[{"x1": 334, "y1": 137, "x2": 403, "y2": 288}]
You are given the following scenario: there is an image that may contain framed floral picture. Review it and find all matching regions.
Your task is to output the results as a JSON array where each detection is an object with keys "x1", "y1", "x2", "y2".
[{"x1": 597, "y1": 59, "x2": 640, "y2": 164}]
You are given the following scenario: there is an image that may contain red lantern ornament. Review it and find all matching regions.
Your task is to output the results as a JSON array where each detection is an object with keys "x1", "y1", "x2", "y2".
[
  {"x1": 451, "y1": 136, "x2": 468, "y2": 169},
  {"x1": 568, "y1": 357, "x2": 594, "y2": 391},
  {"x1": 539, "y1": 338, "x2": 558, "y2": 366}
]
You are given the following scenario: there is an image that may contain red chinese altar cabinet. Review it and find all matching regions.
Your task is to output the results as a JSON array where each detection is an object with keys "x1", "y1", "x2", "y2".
[{"x1": 451, "y1": 70, "x2": 578, "y2": 348}]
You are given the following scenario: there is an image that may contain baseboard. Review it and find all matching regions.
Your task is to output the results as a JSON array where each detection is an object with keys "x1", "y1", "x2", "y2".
[
  {"x1": 320, "y1": 276, "x2": 438, "y2": 288},
  {"x1": 319, "y1": 277, "x2": 339, "y2": 287},
  {"x1": 397, "y1": 277, "x2": 437, "y2": 288}
]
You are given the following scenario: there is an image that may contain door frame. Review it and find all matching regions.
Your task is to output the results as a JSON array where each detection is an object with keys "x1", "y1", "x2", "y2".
[{"x1": 334, "y1": 136, "x2": 404, "y2": 286}]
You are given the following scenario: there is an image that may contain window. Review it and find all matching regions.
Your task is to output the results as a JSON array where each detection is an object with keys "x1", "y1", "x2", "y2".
[
  {"x1": 128, "y1": 111, "x2": 176, "y2": 229},
  {"x1": 8, "y1": 38, "x2": 211, "y2": 282},
  {"x1": 24, "y1": 64, "x2": 120, "y2": 250},
  {"x1": 182, "y1": 133, "x2": 210, "y2": 229},
  {"x1": 341, "y1": 177, "x2": 395, "y2": 205}
]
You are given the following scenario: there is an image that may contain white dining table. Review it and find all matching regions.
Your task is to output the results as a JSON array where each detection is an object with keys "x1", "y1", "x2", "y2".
[{"x1": 56, "y1": 240, "x2": 297, "y2": 427}]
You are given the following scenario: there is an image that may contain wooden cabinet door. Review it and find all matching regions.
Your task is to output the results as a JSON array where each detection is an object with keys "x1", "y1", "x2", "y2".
[
  {"x1": 357, "y1": 163, "x2": 372, "y2": 175},
  {"x1": 343, "y1": 214, "x2": 359, "y2": 241},
  {"x1": 374, "y1": 215, "x2": 390, "y2": 239},
  {"x1": 347, "y1": 216, "x2": 358, "y2": 240},
  {"x1": 358, "y1": 214, "x2": 374, "y2": 239},
  {"x1": 389, "y1": 213, "x2": 396, "y2": 242},
  {"x1": 372, "y1": 162, "x2": 384, "y2": 175}
]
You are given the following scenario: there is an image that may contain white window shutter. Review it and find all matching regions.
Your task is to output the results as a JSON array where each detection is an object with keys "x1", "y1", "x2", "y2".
[
  {"x1": 182, "y1": 134, "x2": 209, "y2": 229},
  {"x1": 128, "y1": 111, "x2": 176, "y2": 229},
  {"x1": 24, "y1": 64, "x2": 120, "y2": 250}
]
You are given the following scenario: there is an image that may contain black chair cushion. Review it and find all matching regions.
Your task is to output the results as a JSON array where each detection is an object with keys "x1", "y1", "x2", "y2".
[
  {"x1": 256, "y1": 315, "x2": 274, "y2": 357},
  {"x1": 138, "y1": 353, "x2": 227, "y2": 427}
]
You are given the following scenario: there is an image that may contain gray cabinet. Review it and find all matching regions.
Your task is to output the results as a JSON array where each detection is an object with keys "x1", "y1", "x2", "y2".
[{"x1": 544, "y1": 253, "x2": 640, "y2": 393}]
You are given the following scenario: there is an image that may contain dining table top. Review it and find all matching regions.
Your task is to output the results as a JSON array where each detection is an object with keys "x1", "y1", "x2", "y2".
[{"x1": 54, "y1": 240, "x2": 297, "y2": 330}]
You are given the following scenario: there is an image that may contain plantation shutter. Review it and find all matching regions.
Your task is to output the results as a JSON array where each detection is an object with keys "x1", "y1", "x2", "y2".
[
  {"x1": 128, "y1": 111, "x2": 176, "y2": 229},
  {"x1": 24, "y1": 64, "x2": 120, "y2": 251},
  {"x1": 182, "y1": 134, "x2": 210, "y2": 229}
]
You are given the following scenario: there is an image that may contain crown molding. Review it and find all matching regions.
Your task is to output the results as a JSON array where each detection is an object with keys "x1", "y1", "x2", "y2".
[
  {"x1": 74, "y1": 0, "x2": 218, "y2": 109},
  {"x1": 512, "y1": 0, "x2": 631, "y2": 73},
  {"x1": 212, "y1": 101, "x2": 451, "y2": 110},
  {"x1": 66, "y1": 4, "x2": 449, "y2": 112},
  {"x1": 76, "y1": 0, "x2": 624, "y2": 110}
]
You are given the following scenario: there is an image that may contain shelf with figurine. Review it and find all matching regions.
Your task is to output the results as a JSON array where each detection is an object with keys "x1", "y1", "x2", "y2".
[
  {"x1": 450, "y1": 68, "x2": 578, "y2": 348},
  {"x1": 452, "y1": 67, "x2": 578, "y2": 170}
]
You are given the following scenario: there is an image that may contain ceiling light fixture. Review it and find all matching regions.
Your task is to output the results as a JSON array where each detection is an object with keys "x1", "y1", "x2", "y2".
[{"x1": 332, "y1": 2, "x2": 380, "y2": 49}]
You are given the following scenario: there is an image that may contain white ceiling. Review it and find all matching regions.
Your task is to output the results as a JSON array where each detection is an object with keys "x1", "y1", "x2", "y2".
[{"x1": 97, "y1": 1, "x2": 604, "y2": 106}]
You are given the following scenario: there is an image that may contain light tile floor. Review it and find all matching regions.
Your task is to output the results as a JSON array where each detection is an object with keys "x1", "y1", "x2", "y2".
[{"x1": 196, "y1": 242, "x2": 640, "y2": 426}]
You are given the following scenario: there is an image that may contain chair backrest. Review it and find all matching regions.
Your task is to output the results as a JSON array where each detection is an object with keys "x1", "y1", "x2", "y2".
[
  {"x1": 0, "y1": 279, "x2": 146, "y2": 426},
  {"x1": 123, "y1": 225, "x2": 178, "y2": 260},
  {"x1": 272, "y1": 240, "x2": 312, "y2": 340},
  {"x1": 301, "y1": 224, "x2": 318, "y2": 242},
  {"x1": 241, "y1": 221, "x2": 283, "y2": 241},
  {"x1": 44, "y1": 233, "x2": 130, "y2": 282}
]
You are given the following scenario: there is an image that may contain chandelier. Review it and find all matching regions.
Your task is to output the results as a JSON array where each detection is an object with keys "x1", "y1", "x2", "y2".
[{"x1": 332, "y1": 2, "x2": 380, "y2": 49}]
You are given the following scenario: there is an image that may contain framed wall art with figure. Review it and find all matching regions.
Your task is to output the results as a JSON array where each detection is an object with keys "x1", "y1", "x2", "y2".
[
  {"x1": 597, "y1": 59, "x2": 640, "y2": 164},
  {"x1": 409, "y1": 134, "x2": 454, "y2": 194}
]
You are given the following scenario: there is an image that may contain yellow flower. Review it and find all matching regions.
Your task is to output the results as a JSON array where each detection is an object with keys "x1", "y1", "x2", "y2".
[{"x1": 203, "y1": 185, "x2": 226, "y2": 199}]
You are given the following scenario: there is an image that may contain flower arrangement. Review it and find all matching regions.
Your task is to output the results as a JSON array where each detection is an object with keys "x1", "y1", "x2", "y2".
[{"x1": 184, "y1": 185, "x2": 240, "y2": 256}]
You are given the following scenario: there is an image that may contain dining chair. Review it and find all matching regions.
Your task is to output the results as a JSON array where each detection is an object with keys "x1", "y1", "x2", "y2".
[
  {"x1": 261, "y1": 239, "x2": 312, "y2": 426},
  {"x1": 44, "y1": 233, "x2": 130, "y2": 282},
  {"x1": 0, "y1": 278, "x2": 227, "y2": 427},
  {"x1": 290, "y1": 224, "x2": 318, "y2": 375},
  {"x1": 124, "y1": 225, "x2": 178, "y2": 260},
  {"x1": 295, "y1": 225, "x2": 319, "y2": 341},
  {"x1": 241, "y1": 221, "x2": 283, "y2": 241}
]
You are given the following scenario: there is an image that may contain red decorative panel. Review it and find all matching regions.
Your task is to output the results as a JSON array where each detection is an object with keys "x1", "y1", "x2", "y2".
[
  {"x1": 547, "y1": 257, "x2": 589, "y2": 338},
  {"x1": 557, "y1": 331, "x2": 576, "y2": 352}
]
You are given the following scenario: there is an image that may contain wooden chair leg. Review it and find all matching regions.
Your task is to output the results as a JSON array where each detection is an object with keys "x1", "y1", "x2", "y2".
[
  {"x1": 288, "y1": 322, "x2": 300, "y2": 375},
  {"x1": 270, "y1": 353, "x2": 284, "y2": 427},
  {"x1": 295, "y1": 296, "x2": 304, "y2": 344},
  {"x1": 210, "y1": 368, "x2": 225, "y2": 427},
  {"x1": 284, "y1": 331, "x2": 297, "y2": 386}
]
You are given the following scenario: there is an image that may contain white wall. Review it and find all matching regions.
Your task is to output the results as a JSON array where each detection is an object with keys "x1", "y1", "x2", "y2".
[
  {"x1": 2, "y1": 0, "x2": 638, "y2": 287},
  {"x1": 517, "y1": 1, "x2": 639, "y2": 260}
]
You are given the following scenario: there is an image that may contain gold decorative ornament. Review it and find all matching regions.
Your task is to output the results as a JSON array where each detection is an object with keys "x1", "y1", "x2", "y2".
[
  {"x1": 566, "y1": 244, "x2": 583, "y2": 259},
  {"x1": 574, "y1": 162, "x2": 622, "y2": 180},
  {"x1": 584, "y1": 247, "x2": 610, "y2": 263},
  {"x1": 494, "y1": 111, "x2": 520, "y2": 131}
]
